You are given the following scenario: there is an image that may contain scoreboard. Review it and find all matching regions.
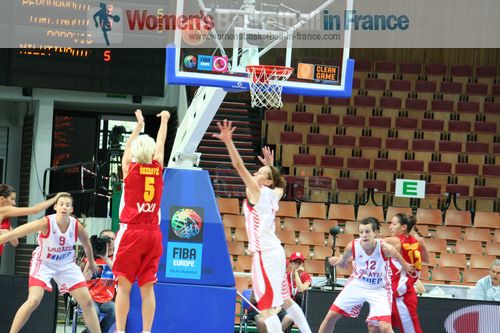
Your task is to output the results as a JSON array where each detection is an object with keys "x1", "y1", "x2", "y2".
[{"x1": 1, "y1": 48, "x2": 166, "y2": 96}]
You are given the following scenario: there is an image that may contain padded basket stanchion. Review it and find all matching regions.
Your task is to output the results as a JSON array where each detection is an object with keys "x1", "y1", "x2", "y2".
[{"x1": 245, "y1": 65, "x2": 293, "y2": 109}]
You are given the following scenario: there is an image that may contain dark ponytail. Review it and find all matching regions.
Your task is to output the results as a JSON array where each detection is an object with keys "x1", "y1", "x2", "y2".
[{"x1": 394, "y1": 213, "x2": 417, "y2": 233}]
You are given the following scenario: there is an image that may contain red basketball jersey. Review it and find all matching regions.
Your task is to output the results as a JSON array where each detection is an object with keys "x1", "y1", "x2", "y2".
[
  {"x1": 119, "y1": 160, "x2": 164, "y2": 225},
  {"x1": 390, "y1": 234, "x2": 421, "y2": 297},
  {"x1": 0, "y1": 218, "x2": 11, "y2": 256}
]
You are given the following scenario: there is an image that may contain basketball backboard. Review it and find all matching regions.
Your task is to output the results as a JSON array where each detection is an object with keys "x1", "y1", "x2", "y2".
[{"x1": 166, "y1": 0, "x2": 354, "y2": 98}]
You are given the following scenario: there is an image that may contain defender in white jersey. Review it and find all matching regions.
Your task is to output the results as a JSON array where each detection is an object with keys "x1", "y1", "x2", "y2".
[
  {"x1": 0, "y1": 193, "x2": 101, "y2": 333},
  {"x1": 319, "y1": 217, "x2": 414, "y2": 333},
  {"x1": 215, "y1": 123, "x2": 312, "y2": 333}
]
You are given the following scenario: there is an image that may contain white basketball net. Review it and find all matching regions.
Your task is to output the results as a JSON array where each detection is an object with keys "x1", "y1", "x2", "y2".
[{"x1": 246, "y1": 65, "x2": 293, "y2": 109}]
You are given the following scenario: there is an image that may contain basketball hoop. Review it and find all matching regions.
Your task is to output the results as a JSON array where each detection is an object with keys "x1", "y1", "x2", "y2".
[{"x1": 246, "y1": 65, "x2": 294, "y2": 109}]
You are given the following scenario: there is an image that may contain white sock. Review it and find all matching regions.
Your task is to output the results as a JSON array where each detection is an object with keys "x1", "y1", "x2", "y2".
[
  {"x1": 264, "y1": 315, "x2": 283, "y2": 333},
  {"x1": 286, "y1": 302, "x2": 312, "y2": 333},
  {"x1": 117, "y1": 331, "x2": 125, "y2": 333},
  {"x1": 143, "y1": 331, "x2": 151, "y2": 333}
]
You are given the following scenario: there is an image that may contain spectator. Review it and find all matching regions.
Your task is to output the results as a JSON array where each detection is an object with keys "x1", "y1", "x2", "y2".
[
  {"x1": 82, "y1": 230, "x2": 116, "y2": 333},
  {"x1": 473, "y1": 259, "x2": 500, "y2": 301},
  {"x1": 286, "y1": 252, "x2": 312, "y2": 306}
]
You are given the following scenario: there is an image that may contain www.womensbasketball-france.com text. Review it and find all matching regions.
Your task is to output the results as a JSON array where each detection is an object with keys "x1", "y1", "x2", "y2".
[{"x1": 186, "y1": 31, "x2": 341, "y2": 42}]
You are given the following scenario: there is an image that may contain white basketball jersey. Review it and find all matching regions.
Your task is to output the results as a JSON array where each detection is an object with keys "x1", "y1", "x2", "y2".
[
  {"x1": 350, "y1": 238, "x2": 391, "y2": 290},
  {"x1": 243, "y1": 186, "x2": 281, "y2": 253},
  {"x1": 32, "y1": 214, "x2": 78, "y2": 267}
]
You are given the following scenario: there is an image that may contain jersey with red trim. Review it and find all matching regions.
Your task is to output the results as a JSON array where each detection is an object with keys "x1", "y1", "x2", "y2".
[
  {"x1": 119, "y1": 160, "x2": 164, "y2": 225},
  {"x1": 32, "y1": 215, "x2": 78, "y2": 267},
  {"x1": 350, "y1": 238, "x2": 391, "y2": 290},
  {"x1": 243, "y1": 186, "x2": 281, "y2": 253},
  {"x1": 0, "y1": 218, "x2": 11, "y2": 256},
  {"x1": 390, "y1": 234, "x2": 421, "y2": 297}
]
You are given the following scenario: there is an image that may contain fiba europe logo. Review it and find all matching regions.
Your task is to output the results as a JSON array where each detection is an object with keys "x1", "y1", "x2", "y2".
[{"x1": 171, "y1": 208, "x2": 203, "y2": 239}]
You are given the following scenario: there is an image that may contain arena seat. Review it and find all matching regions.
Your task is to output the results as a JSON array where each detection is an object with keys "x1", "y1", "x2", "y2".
[
  {"x1": 462, "y1": 268, "x2": 489, "y2": 285},
  {"x1": 399, "y1": 63, "x2": 422, "y2": 84},
  {"x1": 276, "y1": 230, "x2": 297, "y2": 245},
  {"x1": 357, "y1": 205, "x2": 384, "y2": 222},
  {"x1": 424, "y1": 64, "x2": 447, "y2": 85},
  {"x1": 447, "y1": 120, "x2": 471, "y2": 142},
  {"x1": 389, "y1": 79, "x2": 411, "y2": 99},
  {"x1": 311, "y1": 219, "x2": 337, "y2": 233},
  {"x1": 437, "y1": 253, "x2": 467, "y2": 269},
  {"x1": 435, "y1": 226, "x2": 463, "y2": 241},
  {"x1": 299, "y1": 202, "x2": 327, "y2": 220},
  {"x1": 308, "y1": 176, "x2": 333, "y2": 203},
  {"x1": 317, "y1": 113, "x2": 340, "y2": 135},
  {"x1": 263, "y1": 109, "x2": 288, "y2": 144},
  {"x1": 444, "y1": 210, "x2": 472, "y2": 227},
  {"x1": 463, "y1": 227, "x2": 493, "y2": 243},
  {"x1": 312, "y1": 245, "x2": 334, "y2": 260},
  {"x1": 440, "y1": 81, "x2": 463, "y2": 103},
  {"x1": 299, "y1": 231, "x2": 327, "y2": 246},
  {"x1": 450, "y1": 64, "x2": 473, "y2": 86},
  {"x1": 319, "y1": 155, "x2": 344, "y2": 180},
  {"x1": 455, "y1": 240, "x2": 484, "y2": 256},
  {"x1": 282, "y1": 218, "x2": 311, "y2": 232},
  {"x1": 475, "y1": 66, "x2": 497, "y2": 87},
  {"x1": 424, "y1": 239, "x2": 448, "y2": 254},
  {"x1": 473, "y1": 211, "x2": 500, "y2": 229},
  {"x1": 485, "y1": 242, "x2": 500, "y2": 256},
  {"x1": 386, "y1": 207, "x2": 413, "y2": 222},
  {"x1": 292, "y1": 153, "x2": 316, "y2": 177},
  {"x1": 233, "y1": 228, "x2": 248, "y2": 242},
  {"x1": 284, "y1": 244, "x2": 311, "y2": 258},
  {"x1": 469, "y1": 254, "x2": 497, "y2": 269},
  {"x1": 415, "y1": 80, "x2": 437, "y2": 100},
  {"x1": 223, "y1": 214, "x2": 245, "y2": 228},
  {"x1": 276, "y1": 201, "x2": 298, "y2": 218},
  {"x1": 306, "y1": 133, "x2": 330, "y2": 157},
  {"x1": 431, "y1": 267, "x2": 461, "y2": 284},
  {"x1": 217, "y1": 198, "x2": 240, "y2": 215}
]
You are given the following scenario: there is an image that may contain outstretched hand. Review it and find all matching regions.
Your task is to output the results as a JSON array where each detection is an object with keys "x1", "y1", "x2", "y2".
[
  {"x1": 135, "y1": 109, "x2": 144, "y2": 125},
  {"x1": 157, "y1": 110, "x2": 170, "y2": 121},
  {"x1": 212, "y1": 119, "x2": 236, "y2": 143},
  {"x1": 258, "y1": 146, "x2": 274, "y2": 166}
]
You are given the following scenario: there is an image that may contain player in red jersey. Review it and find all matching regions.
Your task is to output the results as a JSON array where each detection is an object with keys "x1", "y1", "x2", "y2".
[
  {"x1": 383, "y1": 213, "x2": 429, "y2": 333},
  {"x1": 319, "y1": 217, "x2": 414, "y2": 333},
  {"x1": 113, "y1": 109, "x2": 170, "y2": 333},
  {"x1": 1, "y1": 184, "x2": 67, "y2": 259},
  {"x1": 0, "y1": 193, "x2": 100, "y2": 333}
]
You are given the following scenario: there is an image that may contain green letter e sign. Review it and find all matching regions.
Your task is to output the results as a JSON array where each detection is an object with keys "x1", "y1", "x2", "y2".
[{"x1": 395, "y1": 179, "x2": 425, "y2": 198}]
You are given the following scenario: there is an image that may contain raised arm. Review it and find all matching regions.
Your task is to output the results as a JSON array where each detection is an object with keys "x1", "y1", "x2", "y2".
[
  {"x1": 213, "y1": 120, "x2": 260, "y2": 198},
  {"x1": 77, "y1": 222, "x2": 99, "y2": 275},
  {"x1": 122, "y1": 109, "x2": 144, "y2": 178},
  {"x1": 0, "y1": 194, "x2": 61, "y2": 219},
  {"x1": 153, "y1": 110, "x2": 170, "y2": 167},
  {"x1": 0, "y1": 218, "x2": 48, "y2": 245}
]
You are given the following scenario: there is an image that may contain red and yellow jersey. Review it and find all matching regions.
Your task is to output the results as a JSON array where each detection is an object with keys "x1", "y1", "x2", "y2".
[
  {"x1": 0, "y1": 218, "x2": 11, "y2": 256},
  {"x1": 119, "y1": 160, "x2": 164, "y2": 225},
  {"x1": 390, "y1": 234, "x2": 422, "y2": 297}
]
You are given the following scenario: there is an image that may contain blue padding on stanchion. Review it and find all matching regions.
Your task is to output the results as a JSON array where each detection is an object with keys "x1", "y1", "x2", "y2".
[
  {"x1": 127, "y1": 282, "x2": 236, "y2": 333},
  {"x1": 156, "y1": 168, "x2": 234, "y2": 287}
]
